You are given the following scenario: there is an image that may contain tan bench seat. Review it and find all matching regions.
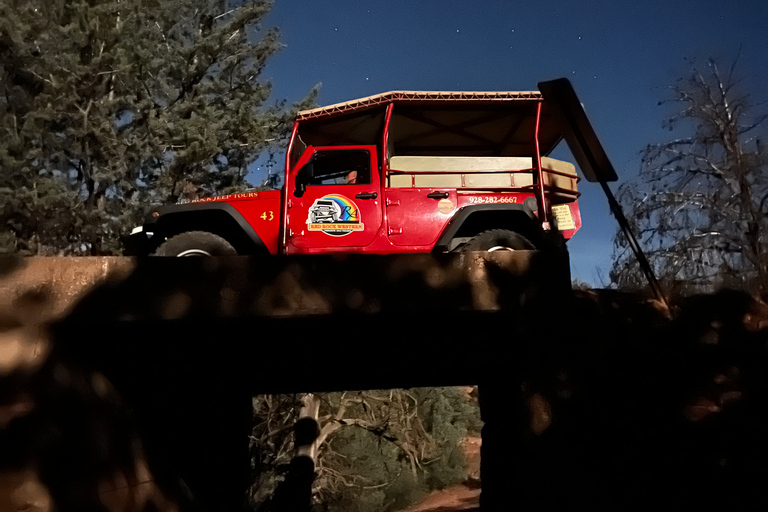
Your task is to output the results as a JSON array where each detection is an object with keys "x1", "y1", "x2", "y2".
[{"x1": 387, "y1": 156, "x2": 579, "y2": 200}]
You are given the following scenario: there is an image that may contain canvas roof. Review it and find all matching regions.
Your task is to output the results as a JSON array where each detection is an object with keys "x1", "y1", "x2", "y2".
[
  {"x1": 297, "y1": 90, "x2": 543, "y2": 120},
  {"x1": 295, "y1": 90, "x2": 564, "y2": 157}
]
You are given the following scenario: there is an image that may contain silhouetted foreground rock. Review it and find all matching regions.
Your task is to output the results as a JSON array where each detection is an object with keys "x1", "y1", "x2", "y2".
[
  {"x1": 482, "y1": 288, "x2": 768, "y2": 511},
  {"x1": 1, "y1": 256, "x2": 767, "y2": 511}
]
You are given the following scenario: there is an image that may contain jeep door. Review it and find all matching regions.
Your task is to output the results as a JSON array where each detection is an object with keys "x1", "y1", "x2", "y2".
[{"x1": 286, "y1": 146, "x2": 383, "y2": 253}]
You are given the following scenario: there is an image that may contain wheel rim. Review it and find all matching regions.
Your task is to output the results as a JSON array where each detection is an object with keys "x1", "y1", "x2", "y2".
[
  {"x1": 176, "y1": 249, "x2": 212, "y2": 257},
  {"x1": 487, "y1": 245, "x2": 516, "y2": 252}
]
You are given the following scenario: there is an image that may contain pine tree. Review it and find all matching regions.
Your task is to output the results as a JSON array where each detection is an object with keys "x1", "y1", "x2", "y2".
[{"x1": 0, "y1": 0, "x2": 315, "y2": 255}]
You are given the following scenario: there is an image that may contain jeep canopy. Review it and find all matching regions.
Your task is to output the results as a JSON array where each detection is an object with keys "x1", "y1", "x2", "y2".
[
  {"x1": 292, "y1": 80, "x2": 618, "y2": 184},
  {"x1": 294, "y1": 90, "x2": 563, "y2": 158}
]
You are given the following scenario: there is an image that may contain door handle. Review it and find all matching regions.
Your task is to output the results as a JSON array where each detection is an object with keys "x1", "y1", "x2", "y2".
[
  {"x1": 427, "y1": 191, "x2": 449, "y2": 199},
  {"x1": 355, "y1": 192, "x2": 378, "y2": 200}
]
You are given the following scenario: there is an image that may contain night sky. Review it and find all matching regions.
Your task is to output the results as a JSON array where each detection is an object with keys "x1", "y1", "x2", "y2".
[{"x1": 256, "y1": 0, "x2": 768, "y2": 286}]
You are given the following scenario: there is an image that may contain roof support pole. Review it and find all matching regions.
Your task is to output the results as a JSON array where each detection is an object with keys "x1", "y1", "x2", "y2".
[
  {"x1": 534, "y1": 101, "x2": 550, "y2": 230},
  {"x1": 281, "y1": 121, "x2": 300, "y2": 252},
  {"x1": 382, "y1": 102, "x2": 394, "y2": 175}
]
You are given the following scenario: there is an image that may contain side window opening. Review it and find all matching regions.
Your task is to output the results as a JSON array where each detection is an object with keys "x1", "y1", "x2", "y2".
[{"x1": 302, "y1": 150, "x2": 371, "y2": 187}]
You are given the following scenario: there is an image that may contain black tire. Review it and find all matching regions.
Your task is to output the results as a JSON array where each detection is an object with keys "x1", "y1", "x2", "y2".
[
  {"x1": 461, "y1": 229, "x2": 535, "y2": 252},
  {"x1": 152, "y1": 231, "x2": 237, "y2": 257}
]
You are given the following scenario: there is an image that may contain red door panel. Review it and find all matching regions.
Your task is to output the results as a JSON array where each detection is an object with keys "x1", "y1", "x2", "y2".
[
  {"x1": 286, "y1": 146, "x2": 382, "y2": 253},
  {"x1": 385, "y1": 188, "x2": 457, "y2": 247}
]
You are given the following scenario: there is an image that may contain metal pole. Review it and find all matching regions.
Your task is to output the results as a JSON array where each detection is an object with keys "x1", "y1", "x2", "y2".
[
  {"x1": 537, "y1": 78, "x2": 668, "y2": 307},
  {"x1": 599, "y1": 180, "x2": 668, "y2": 308},
  {"x1": 533, "y1": 101, "x2": 550, "y2": 230}
]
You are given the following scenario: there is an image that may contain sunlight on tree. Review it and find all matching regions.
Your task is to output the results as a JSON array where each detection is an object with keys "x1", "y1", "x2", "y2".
[
  {"x1": 249, "y1": 387, "x2": 481, "y2": 512},
  {"x1": 0, "y1": 0, "x2": 316, "y2": 255}
]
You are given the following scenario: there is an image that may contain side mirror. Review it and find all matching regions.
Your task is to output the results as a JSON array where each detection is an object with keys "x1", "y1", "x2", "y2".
[{"x1": 294, "y1": 163, "x2": 312, "y2": 198}]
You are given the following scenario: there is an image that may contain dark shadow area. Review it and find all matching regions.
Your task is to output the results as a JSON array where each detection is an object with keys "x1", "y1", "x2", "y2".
[{"x1": 2, "y1": 254, "x2": 767, "y2": 511}]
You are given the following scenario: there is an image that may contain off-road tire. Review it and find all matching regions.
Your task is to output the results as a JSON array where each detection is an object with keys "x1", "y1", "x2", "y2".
[
  {"x1": 461, "y1": 229, "x2": 535, "y2": 252},
  {"x1": 153, "y1": 231, "x2": 237, "y2": 257}
]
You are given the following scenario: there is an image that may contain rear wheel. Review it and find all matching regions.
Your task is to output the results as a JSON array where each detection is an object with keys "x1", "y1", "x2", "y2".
[
  {"x1": 461, "y1": 229, "x2": 535, "y2": 252},
  {"x1": 153, "y1": 231, "x2": 237, "y2": 257}
]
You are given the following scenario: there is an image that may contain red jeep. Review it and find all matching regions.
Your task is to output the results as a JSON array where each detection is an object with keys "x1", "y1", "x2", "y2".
[{"x1": 126, "y1": 82, "x2": 588, "y2": 257}]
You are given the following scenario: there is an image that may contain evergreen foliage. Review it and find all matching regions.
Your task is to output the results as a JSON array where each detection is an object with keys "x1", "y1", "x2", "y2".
[
  {"x1": 0, "y1": 0, "x2": 315, "y2": 255},
  {"x1": 611, "y1": 58, "x2": 768, "y2": 297},
  {"x1": 249, "y1": 387, "x2": 481, "y2": 512}
]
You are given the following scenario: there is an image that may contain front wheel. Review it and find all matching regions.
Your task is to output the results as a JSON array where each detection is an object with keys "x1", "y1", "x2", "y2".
[
  {"x1": 152, "y1": 231, "x2": 237, "y2": 257},
  {"x1": 461, "y1": 229, "x2": 535, "y2": 253}
]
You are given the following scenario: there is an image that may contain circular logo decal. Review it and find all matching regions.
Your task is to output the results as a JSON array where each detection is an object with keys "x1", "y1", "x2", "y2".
[
  {"x1": 438, "y1": 199, "x2": 455, "y2": 214},
  {"x1": 307, "y1": 194, "x2": 365, "y2": 236}
]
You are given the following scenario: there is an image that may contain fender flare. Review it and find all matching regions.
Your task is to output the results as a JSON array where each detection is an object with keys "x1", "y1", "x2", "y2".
[
  {"x1": 434, "y1": 204, "x2": 539, "y2": 250},
  {"x1": 151, "y1": 202, "x2": 268, "y2": 253}
]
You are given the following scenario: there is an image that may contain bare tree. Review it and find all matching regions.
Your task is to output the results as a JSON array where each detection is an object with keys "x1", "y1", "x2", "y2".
[{"x1": 611, "y1": 58, "x2": 768, "y2": 297}]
